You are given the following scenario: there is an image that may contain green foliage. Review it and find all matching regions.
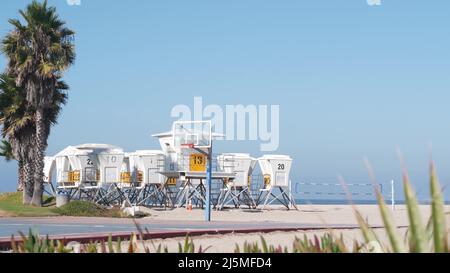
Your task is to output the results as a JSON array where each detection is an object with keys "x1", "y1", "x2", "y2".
[
  {"x1": 355, "y1": 159, "x2": 450, "y2": 253},
  {"x1": 235, "y1": 236, "x2": 287, "y2": 253},
  {"x1": 292, "y1": 234, "x2": 357, "y2": 253},
  {"x1": 0, "y1": 192, "x2": 57, "y2": 217},
  {"x1": 0, "y1": 139, "x2": 14, "y2": 161},
  {"x1": 235, "y1": 234, "x2": 359, "y2": 253},
  {"x1": 429, "y1": 161, "x2": 448, "y2": 252},
  {"x1": 177, "y1": 235, "x2": 210, "y2": 253},
  {"x1": 11, "y1": 230, "x2": 71, "y2": 253}
]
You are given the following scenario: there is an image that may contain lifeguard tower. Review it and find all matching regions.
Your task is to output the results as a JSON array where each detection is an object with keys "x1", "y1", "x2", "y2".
[
  {"x1": 256, "y1": 155, "x2": 298, "y2": 210},
  {"x1": 43, "y1": 156, "x2": 56, "y2": 197},
  {"x1": 153, "y1": 121, "x2": 234, "y2": 220},
  {"x1": 128, "y1": 150, "x2": 176, "y2": 207},
  {"x1": 49, "y1": 144, "x2": 129, "y2": 204},
  {"x1": 53, "y1": 146, "x2": 88, "y2": 195},
  {"x1": 216, "y1": 153, "x2": 258, "y2": 210}
]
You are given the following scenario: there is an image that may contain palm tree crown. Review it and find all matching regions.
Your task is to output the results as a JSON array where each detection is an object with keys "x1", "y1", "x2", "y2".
[{"x1": 2, "y1": 0, "x2": 75, "y2": 109}]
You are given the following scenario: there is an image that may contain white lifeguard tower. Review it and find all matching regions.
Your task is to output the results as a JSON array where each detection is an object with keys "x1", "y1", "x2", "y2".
[
  {"x1": 216, "y1": 153, "x2": 258, "y2": 210},
  {"x1": 43, "y1": 156, "x2": 56, "y2": 196},
  {"x1": 257, "y1": 155, "x2": 298, "y2": 210},
  {"x1": 152, "y1": 121, "x2": 234, "y2": 220},
  {"x1": 54, "y1": 146, "x2": 85, "y2": 191},
  {"x1": 129, "y1": 150, "x2": 175, "y2": 207},
  {"x1": 80, "y1": 144, "x2": 126, "y2": 205},
  {"x1": 49, "y1": 144, "x2": 129, "y2": 204}
]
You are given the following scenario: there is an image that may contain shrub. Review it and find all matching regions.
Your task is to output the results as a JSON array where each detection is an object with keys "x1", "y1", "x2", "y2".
[{"x1": 54, "y1": 201, "x2": 122, "y2": 218}]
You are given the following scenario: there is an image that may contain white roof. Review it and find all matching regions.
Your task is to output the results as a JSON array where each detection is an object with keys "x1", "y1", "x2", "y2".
[
  {"x1": 219, "y1": 153, "x2": 253, "y2": 158},
  {"x1": 258, "y1": 155, "x2": 292, "y2": 160},
  {"x1": 55, "y1": 146, "x2": 89, "y2": 157},
  {"x1": 54, "y1": 144, "x2": 124, "y2": 157},
  {"x1": 75, "y1": 144, "x2": 124, "y2": 154},
  {"x1": 133, "y1": 150, "x2": 165, "y2": 156}
]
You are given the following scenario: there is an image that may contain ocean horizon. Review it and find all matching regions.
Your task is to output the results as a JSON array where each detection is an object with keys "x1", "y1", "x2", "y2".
[{"x1": 295, "y1": 199, "x2": 450, "y2": 205}]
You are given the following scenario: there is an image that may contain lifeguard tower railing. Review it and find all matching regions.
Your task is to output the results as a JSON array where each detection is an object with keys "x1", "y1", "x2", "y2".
[
  {"x1": 58, "y1": 168, "x2": 100, "y2": 189},
  {"x1": 163, "y1": 153, "x2": 251, "y2": 207}
]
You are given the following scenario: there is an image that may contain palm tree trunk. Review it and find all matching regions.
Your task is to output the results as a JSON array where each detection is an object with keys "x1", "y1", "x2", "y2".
[
  {"x1": 31, "y1": 108, "x2": 46, "y2": 207},
  {"x1": 17, "y1": 160, "x2": 24, "y2": 192},
  {"x1": 22, "y1": 160, "x2": 33, "y2": 205}
]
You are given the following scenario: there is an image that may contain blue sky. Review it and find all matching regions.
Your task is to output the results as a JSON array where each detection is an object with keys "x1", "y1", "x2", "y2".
[{"x1": 1, "y1": 0, "x2": 449, "y2": 201}]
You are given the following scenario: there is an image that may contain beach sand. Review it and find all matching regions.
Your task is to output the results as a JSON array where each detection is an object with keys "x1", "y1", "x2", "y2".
[
  {"x1": 142, "y1": 204, "x2": 443, "y2": 227},
  {"x1": 131, "y1": 204, "x2": 450, "y2": 252}
]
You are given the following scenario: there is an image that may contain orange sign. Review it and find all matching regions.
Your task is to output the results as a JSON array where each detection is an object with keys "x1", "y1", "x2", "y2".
[{"x1": 190, "y1": 154, "x2": 206, "y2": 172}]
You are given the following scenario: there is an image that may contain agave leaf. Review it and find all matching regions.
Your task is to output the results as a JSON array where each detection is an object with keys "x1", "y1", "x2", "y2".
[
  {"x1": 128, "y1": 234, "x2": 137, "y2": 253},
  {"x1": 425, "y1": 216, "x2": 434, "y2": 242},
  {"x1": 183, "y1": 235, "x2": 189, "y2": 253},
  {"x1": 314, "y1": 235, "x2": 321, "y2": 252},
  {"x1": 375, "y1": 187, "x2": 406, "y2": 253},
  {"x1": 47, "y1": 237, "x2": 55, "y2": 253},
  {"x1": 234, "y1": 244, "x2": 241, "y2": 253},
  {"x1": 107, "y1": 236, "x2": 114, "y2": 253},
  {"x1": 115, "y1": 237, "x2": 122, "y2": 253},
  {"x1": 364, "y1": 158, "x2": 404, "y2": 252},
  {"x1": 156, "y1": 244, "x2": 162, "y2": 253},
  {"x1": 202, "y1": 245, "x2": 212, "y2": 253},
  {"x1": 261, "y1": 236, "x2": 269, "y2": 253},
  {"x1": 354, "y1": 209, "x2": 378, "y2": 243},
  {"x1": 429, "y1": 161, "x2": 448, "y2": 252},
  {"x1": 10, "y1": 235, "x2": 18, "y2": 253},
  {"x1": 403, "y1": 172, "x2": 427, "y2": 253}
]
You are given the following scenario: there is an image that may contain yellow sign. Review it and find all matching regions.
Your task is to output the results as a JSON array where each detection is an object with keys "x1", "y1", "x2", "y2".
[
  {"x1": 190, "y1": 154, "x2": 206, "y2": 172},
  {"x1": 167, "y1": 178, "x2": 177, "y2": 186},
  {"x1": 264, "y1": 175, "x2": 271, "y2": 189},
  {"x1": 137, "y1": 171, "x2": 144, "y2": 182},
  {"x1": 120, "y1": 172, "x2": 131, "y2": 183},
  {"x1": 69, "y1": 171, "x2": 80, "y2": 183},
  {"x1": 223, "y1": 178, "x2": 230, "y2": 185}
]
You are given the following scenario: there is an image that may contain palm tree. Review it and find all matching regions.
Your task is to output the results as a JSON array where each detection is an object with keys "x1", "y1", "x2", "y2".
[
  {"x1": 1, "y1": 0, "x2": 75, "y2": 206},
  {"x1": 0, "y1": 73, "x2": 34, "y2": 202},
  {"x1": 0, "y1": 139, "x2": 25, "y2": 192},
  {"x1": 0, "y1": 72, "x2": 68, "y2": 204},
  {"x1": 0, "y1": 139, "x2": 14, "y2": 161}
]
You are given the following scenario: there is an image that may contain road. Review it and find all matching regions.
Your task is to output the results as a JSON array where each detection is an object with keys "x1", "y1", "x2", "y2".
[{"x1": 0, "y1": 217, "x2": 360, "y2": 239}]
